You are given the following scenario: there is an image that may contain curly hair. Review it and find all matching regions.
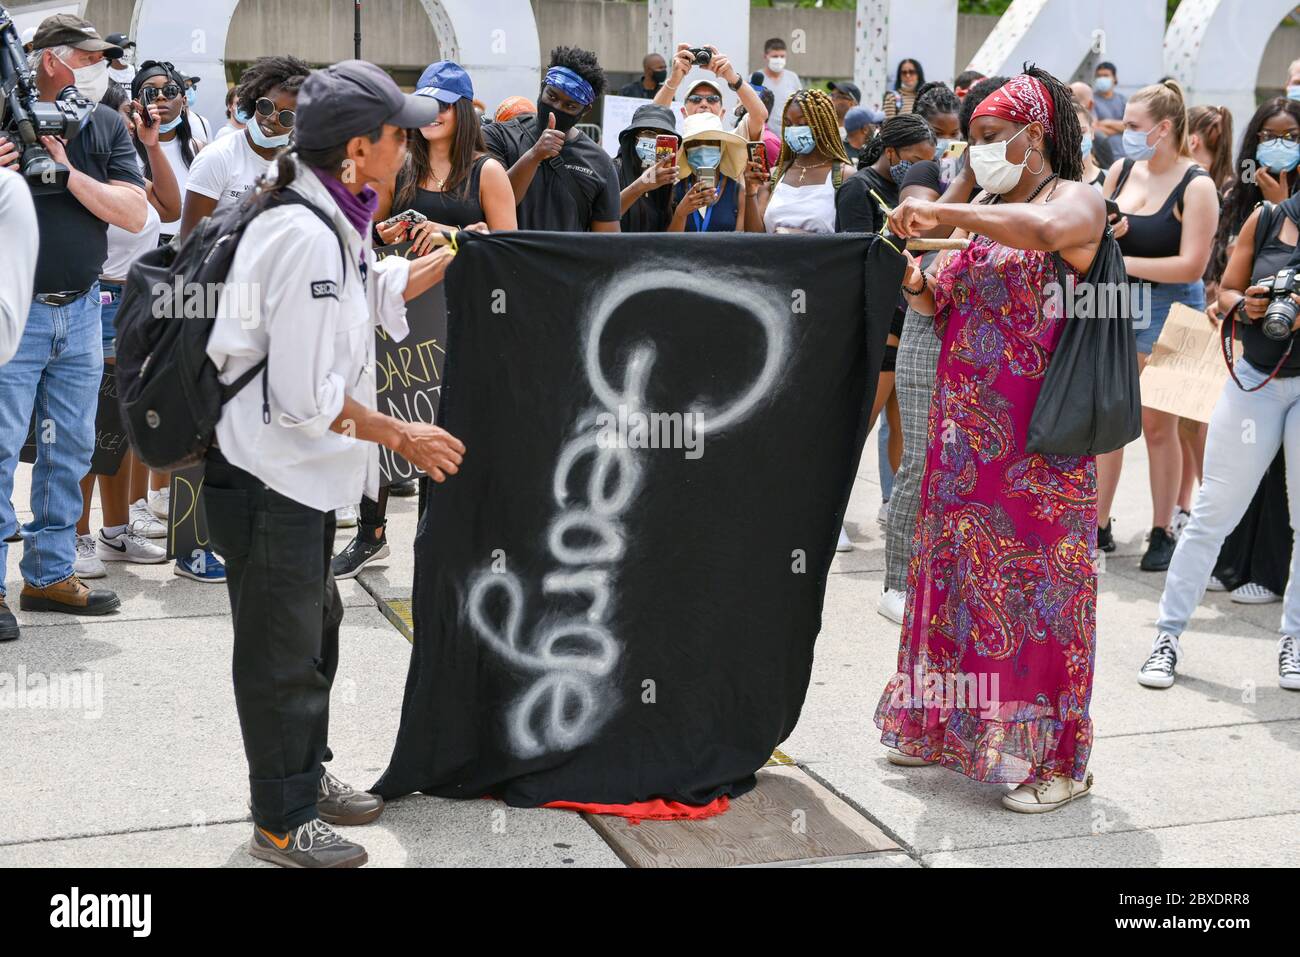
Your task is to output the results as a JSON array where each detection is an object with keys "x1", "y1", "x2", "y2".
[
  {"x1": 234, "y1": 56, "x2": 310, "y2": 119},
  {"x1": 774, "y1": 88, "x2": 850, "y2": 179},
  {"x1": 548, "y1": 45, "x2": 607, "y2": 99},
  {"x1": 1022, "y1": 63, "x2": 1083, "y2": 183},
  {"x1": 913, "y1": 83, "x2": 961, "y2": 128},
  {"x1": 860, "y1": 112, "x2": 932, "y2": 167}
]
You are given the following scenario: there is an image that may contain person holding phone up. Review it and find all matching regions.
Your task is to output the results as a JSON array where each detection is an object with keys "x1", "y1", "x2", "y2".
[
  {"x1": 669, "y1": 113, "x2": 750, "y2": 232},
  {"x1": 614, "y1": 103, "x2": 679, "y2": 232}
]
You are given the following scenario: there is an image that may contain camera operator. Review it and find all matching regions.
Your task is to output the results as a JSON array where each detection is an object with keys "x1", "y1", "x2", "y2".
[
  {"x1": 653, "y1": 42, "x2": 769, "y2": 142},
  {"x1": 0, "y1": 14, "x2": 146, "y2": 641},
  {"x1": 1138, "y1": 190, "x2": 1300, "y2": 692}
]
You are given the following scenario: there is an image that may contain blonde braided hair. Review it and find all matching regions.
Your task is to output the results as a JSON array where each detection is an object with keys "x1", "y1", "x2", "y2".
[{"x1": 773, "y1": 88, "x2": 851, "y2": 185}]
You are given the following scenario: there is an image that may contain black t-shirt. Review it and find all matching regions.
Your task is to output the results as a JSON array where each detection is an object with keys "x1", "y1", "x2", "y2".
[
  {"x1": 482, "y1": 116, "x2": 621, "y2": 231},
  {"x1": 1242, "y1": 208, "x2": 1300, "y2": 377},
  {"x1": 836, "y1": 165, "x2": 896, "y2": 235},
  {"x1": 900, "y1": 159, "x2": 942, "y2": 196},
  {"x1": 31, "y1": 104, "x2": 145, "y2": 294},
  {"x1": 617, "y1": 79, "x2": 661, "y2": 100}
]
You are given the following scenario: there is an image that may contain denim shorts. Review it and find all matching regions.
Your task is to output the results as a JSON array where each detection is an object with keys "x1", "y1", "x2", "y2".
[
  {"x1": 1134, "y1": 279, "x2": 1205, "y2": 354},
  {"x1": 99, "y1": 282, "x2": 121, "y2": 360}
]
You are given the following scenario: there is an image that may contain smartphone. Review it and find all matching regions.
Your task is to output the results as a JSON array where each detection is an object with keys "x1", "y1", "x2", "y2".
[
  {"x1": 1104, "y1": 198, "x2": 1121, "y2": 220},
  {"x1": 747, "y1": 141, "x2": 766, "y2": 171},
  {"x1": 696, "y1": 165, "x2": 718, "y2": 194},
  {"x1": 380, "y1": 209, "x2": 430, "y2": 236},
  {"x1": 655, "y1": 134, "x2": 679, "y2": 167}
]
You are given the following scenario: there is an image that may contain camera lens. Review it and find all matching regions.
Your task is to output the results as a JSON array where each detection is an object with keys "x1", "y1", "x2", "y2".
[
  {"x1": 1262, "y1": 297, "x2": 1298, "y2": 340},
  {"x1": 692, "y1": 48, "x2": 712, "y2": 65}
]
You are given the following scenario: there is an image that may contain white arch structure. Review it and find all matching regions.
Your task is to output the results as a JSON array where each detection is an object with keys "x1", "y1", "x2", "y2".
[
  {"x1": 127, "y1": 0, "x2": 540, "y2": 126},
  {"x1": 1166, "y1": 0, "x2": 1298, "y2": 149}
]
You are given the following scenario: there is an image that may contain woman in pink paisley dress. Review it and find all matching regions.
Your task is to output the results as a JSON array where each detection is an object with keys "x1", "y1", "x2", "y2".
[{"x1": 878, "y1": 67, "x2": 1108, "y2": 813}]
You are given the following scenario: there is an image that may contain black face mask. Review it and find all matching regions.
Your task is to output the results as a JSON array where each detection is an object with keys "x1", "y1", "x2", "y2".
[
  {"x1": 536, "y1": 99, "x2": 581, "y2": 135},
  {"x1": 651, "y1": 68, "x2": 668, "y2": 84}
]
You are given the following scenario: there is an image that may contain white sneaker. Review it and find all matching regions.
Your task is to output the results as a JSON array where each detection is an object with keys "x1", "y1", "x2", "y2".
[
  {"x1": 876, "y1": 499, "x2": 890, "y2": 528},
  {"x1": 1002, "y1": 772, "x2": 1093, "y2": 813},
  {"x1": 1170, "y1": 507, "x2": 1191, "y2": 540},
  {"x1": 129, "y1": 499, "x2": 167, "y2": 539},
  {"x1": 1279, "y1": 636, "x2": 1300, "y2": 691},
  {"x1": 886, "y1": 748, "x2": 937, "y2": 767},
  {"x1": 1138, "y1": 632, "x2": 1182, "y2": 688},
  {"x1": 1230, "y1": 582, "x2": 1280, "y2": 605},
  {"x1": 147, "y1": 488, "x2": 170, "y2": 521},
  {"x1": 97, "y1": 527, "x2": 167, "y2": 564},
  {"x1": 74, "y1": 533, "x2": 107, "y2": 579},
  {"x1": 836, "y1": 525, "x2": 853, "y2": 552},
  {"x1": 1206, "y1": 575, "x2": 1227, "y2": 592},
  {"x1": 877, "y1": 587, "x2": 905, "y2": 624},
  {"x1": 336, "y1": 505, "x2": 358, "y2": 529}
]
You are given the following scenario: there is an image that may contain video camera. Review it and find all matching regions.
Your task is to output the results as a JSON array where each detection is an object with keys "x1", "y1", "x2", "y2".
[{"x1": 0, "y1": 3, "x2": 96, "y2": 194}]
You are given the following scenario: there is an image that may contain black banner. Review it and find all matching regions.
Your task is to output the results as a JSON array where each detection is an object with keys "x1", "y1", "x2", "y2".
[
  {"x1": 375, "y1": 231, "x2": 903, "y2": 807},
  {"x1": 374, "y1": 242, "x2": 448, "y2": 485},
  {"x1": 19, "y1": 364, "x2": 130, "y2": 477},
  {"x1": 166, "y1": 463, "x2": 209, "y2": 563}
]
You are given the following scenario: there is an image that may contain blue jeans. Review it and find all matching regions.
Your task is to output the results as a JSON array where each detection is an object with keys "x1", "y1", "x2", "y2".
[
  {"x1": 1134, "y1": 279, "x2": 1205, "y2": 355},
  {"x1": 0, "y1": 286, "x2": 103, "y2": 593},
  {"x1": 1155, "y1": 360, "x2": 1300, "y2": 638}
]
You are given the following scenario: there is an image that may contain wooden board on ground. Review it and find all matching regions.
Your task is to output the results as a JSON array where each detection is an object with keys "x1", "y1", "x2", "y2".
[
  {"x1": 584, "y1": 765, "x2": 899, "y2": 868},
  {"x1": 1140, "y1": 302, "x2": 1236, "y2": 424}
]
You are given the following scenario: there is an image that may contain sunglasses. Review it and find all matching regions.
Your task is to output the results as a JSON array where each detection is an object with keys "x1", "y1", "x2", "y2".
[
  {"x1": 256, "y1": 97, "x2": 295, "y2": 129},
  {"x1": 1258, "y1": 131, "x2": 1300, "y2": 144},
  {"x1": 686, "y1": 94, "x2": 722, "y2": 105},
  {"x1": 142, "y1": 83, "x2": 182, "y2": 101}
]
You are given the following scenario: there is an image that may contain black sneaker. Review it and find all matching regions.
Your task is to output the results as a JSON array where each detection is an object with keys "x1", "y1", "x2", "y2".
[
  {"x1": 317, "y1": 768, "x2": 384, "y2": 825},
  {"x1": 389, "y1": 478, "x2": 418, "y2": 498},
  {"x1": 331, "y1": 534, "x2": 390, "y2": 581},
  {"x1": 1140, "y1": 526, "x2": 1176, "y2": 571},
  {"x1": 1097, "y1": 519, "x2": 1116, "y2": 553},
  {"x1": 248, "y1": 819, "x2": 367, "y2": 868},
  {"x1": 0, "y1": 596, "x2": 18, "y2": 642}
]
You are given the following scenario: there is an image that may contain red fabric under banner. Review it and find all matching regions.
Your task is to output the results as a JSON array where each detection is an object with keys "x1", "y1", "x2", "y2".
[{"x1": 542, "y1": 796, "x2": 731, "y2": 823}]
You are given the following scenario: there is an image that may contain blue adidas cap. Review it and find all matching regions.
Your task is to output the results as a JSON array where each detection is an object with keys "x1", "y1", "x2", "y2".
[{"x1": 414, "y1": 60, "x2": 474, "y2": 104}]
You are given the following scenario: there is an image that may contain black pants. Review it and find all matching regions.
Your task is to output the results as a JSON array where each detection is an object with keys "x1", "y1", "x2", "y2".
[{"x1": 202, "y1": 449, "x2": 341, "y2": 833}]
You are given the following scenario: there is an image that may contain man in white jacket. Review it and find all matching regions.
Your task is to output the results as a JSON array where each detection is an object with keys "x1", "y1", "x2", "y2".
[{"x1": 203, "y1": 60, "x2": 464, "y2": 868}]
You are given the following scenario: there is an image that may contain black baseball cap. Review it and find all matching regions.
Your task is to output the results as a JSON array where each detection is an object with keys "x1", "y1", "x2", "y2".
[
  {"x1": 827, "y1": 80, "x2": 862, "y2": 103},
  {"x1": 295, "y1": 60, "x2": 441, "y2": 150},
  {"x1": 32, "y1": 14, "x2": 124, "y2": 59},
  {"x1": 105, "y1": 33, "x2": 135, "y2": 49}
]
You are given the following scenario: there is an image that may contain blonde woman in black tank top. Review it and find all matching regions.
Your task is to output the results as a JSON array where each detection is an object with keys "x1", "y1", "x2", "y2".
[
  {"x1": 1095, "y1": 81, "x2": 1219, "y2": 573},
  {"x1": 337, "y1": 61, "x2": 517, "y2": 580}
]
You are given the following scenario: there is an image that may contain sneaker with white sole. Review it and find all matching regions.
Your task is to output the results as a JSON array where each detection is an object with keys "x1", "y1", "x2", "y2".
[
  {"x1": 1170, "y1": 507, "x2": 1191, "y2": 540},
  {"x1": 876, "y1": 499, "x2": 890, "y2": 528},
  {"x1": 1001, "y1": 772, "x2": 1093, "y2": 813},
  {"x1": 1230, "y1": 582, "x2": 1280, "y2": 605},
  {"x1": 1138, "y1": 632, "x2": 1182, "y2": 688},
  {"x1": 886, "y1": 748, "x2": 937, "y2": 767},
  {"x1": 174, "y1": 549, "x2": 226, "y2": 583},
  {"x1": 147, "y1": 487, "x2": 170, "y2": 521},
  {"x1": 248, "y1": 819, "x2": 367, "y2": 868},
  {"x1": 1206, "y1": 575, "x2": 1227, "y2": 592},
  {"x1": 128, "y1": 499, "x2": 167, "y2": 539},
  {"x1": 335, "y1": 505, "x2": 358, "y2": 529},
  {"x1": 836, "y1": 525, "x2": 853, "y2": 552},
  {"x1": 1279, "y1": 636, "x2": 1300, "y2": 691},
  {"x1": 877, "y1": 587, "x2": 905, "y2": 624},
  {"x1": 97, "y1": 528, "x2": 167, "y2": 564},
  {"x1": 74, "y1": 534, "x2": 107, "y2": 580}
]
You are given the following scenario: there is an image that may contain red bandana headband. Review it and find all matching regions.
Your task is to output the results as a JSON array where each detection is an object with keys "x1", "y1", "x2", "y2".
[{"x1": 971, "y1": 74, "x2": 1055, "y2": 138}]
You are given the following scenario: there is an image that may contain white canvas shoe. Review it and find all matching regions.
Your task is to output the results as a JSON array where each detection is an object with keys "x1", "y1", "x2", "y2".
[
  {"x1": 1138, "y1": 633, "x2": 1181, "y2": 689},
  {"x1": 335, "y1": 505, "x2": 358, "y2": 529},
  {"x1": 74, "y1": 534, "x2": 107, "y2": 580},
  {"x1": 129, "y1": 499, "x2": 167, "y2": 539},
  {"x1": 1206, "y1": 575, "x2": 1227, "y2": 592},
  {"x1": 886, "y1": 748, "x2": 937, "y2": 767},
  {"x1": 877, "y1": 587, "x2": 905, "y2": 624},
  {"x1": 1279, "y1": 636, "x2": 1300, "y2": 691},
  {"x1": 836, "y1": 525, "x2": 853, "y2": 552},
  {"x1": 147, "y1": 487, "x2": 170, "y2": 521},
  {"x1": 1230, "y1": 582, "x2": 1280, "y2": 605},
  {"x1": 1002, "y1": 772, "x2": 1094, "y2": 813}
]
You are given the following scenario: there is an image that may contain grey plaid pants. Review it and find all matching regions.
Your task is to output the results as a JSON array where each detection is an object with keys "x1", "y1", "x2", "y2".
[{"x1": 884, "y1": 307, "x2": 942, "y2": 592}]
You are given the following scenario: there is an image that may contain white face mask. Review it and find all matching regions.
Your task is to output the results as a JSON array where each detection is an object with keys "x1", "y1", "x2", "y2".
[
  {"x1": 968, "y1": 124, "x2": 1031, "y2": 195},
  {"x1": 767, "y1": 56, "x2": 786, "y2": 73},
  {"x1": 55, "y1": 54, "x2": 109, "y2": 103}
]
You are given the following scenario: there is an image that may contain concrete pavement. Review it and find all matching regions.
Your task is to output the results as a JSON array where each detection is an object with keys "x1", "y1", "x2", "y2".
[{"x1": 1, "y1": 429, "x2": 1297, "y2": 867}]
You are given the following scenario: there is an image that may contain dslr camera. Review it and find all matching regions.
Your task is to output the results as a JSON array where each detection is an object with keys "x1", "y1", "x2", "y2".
[
  {"x1": 0, "y1": 4, "x2": 96, "y2": 194},
  {"x1": 687, "y1": 47, "x2": 713, "y2": 66},
  {"x1": 1258, "y1": 268, "x2": 1300, "y2": 341}
]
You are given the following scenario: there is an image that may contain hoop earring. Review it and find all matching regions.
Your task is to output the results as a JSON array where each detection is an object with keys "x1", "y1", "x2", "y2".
[{"x1": 1026, "y1": 147, "x2": 1045, "y2": 176}]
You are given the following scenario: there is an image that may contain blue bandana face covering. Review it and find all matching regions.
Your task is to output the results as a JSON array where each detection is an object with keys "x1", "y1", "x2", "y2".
[
  {"x1": 1257, "y1": 138, "x2": 1300, "y2": 174},
  {"x1": 686, "y1": 145, "x2": 723, "y2": 169},
  {"x1": 784, "y1": 125, "x2": 816, "y2": 155}
]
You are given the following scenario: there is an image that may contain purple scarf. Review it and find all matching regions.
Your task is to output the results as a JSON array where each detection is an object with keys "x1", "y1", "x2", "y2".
[{"x1": 313, "y1": 167, "x2": 379, "y2": 238}]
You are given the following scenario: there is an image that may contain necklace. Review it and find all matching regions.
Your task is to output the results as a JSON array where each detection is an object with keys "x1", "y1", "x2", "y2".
[
  {"x1": 1024, "y1": 172, "x2": 1059, "y2": 203},
  {"x1": 428, "y1": 162, "x2": 451, "y2": 191},
  {"x1": 793, "y1": 159, "x2": 829, "y2": 185}
]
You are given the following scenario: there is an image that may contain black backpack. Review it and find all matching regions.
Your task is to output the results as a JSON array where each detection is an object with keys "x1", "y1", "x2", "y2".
[{"x1": 114, "y1": 190, "x2": 346, "y2": 470}]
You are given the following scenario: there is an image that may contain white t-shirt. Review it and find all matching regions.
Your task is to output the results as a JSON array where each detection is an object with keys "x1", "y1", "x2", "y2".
[
  {"x1": 156, "y1": 136, "x2": 192, "y2": 235},
  {"x1": 185, "y1": 129, "x2": 271, "y2": 212},
  {"x1": 762, "y1": 69, "x2": 802, "y2": 135},
  {"x1": 0, "y1": 167, "x2": 37, "y2": 365},
  {"x1": 102, "y1": 155, "x2": 162, "y2": 279},
  {"x1": 188, "y1": 111, "x2": 213, "y2": 142},
  {"x1": 108, "y1": 64, "x2": 135, "y2": 89}
]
